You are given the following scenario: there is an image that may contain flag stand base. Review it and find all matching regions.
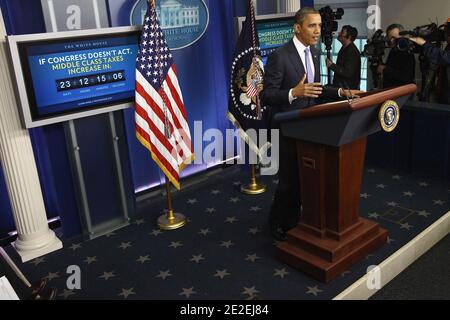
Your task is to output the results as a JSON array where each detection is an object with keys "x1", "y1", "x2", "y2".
[
  {"x1": 157, "y1": 210, "x2": 186, "y2": 230},
  {"x1": 241, "y1": 164, "x2": 266, "y2": 195},
  {"x1": 157, "y1": 180, "x2": 187, "y2": 230}
]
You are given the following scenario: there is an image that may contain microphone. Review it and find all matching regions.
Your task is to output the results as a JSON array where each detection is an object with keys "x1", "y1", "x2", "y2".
[
  {"x1": 399, "y1": 31, "x2": 413, "y2": 36},
  {"x1": 339, "y1": 81, "x2": 354, "y2": 104}
]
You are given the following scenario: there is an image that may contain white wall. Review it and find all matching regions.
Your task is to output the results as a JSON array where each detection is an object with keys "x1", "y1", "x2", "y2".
[
  {"x1": 315, "y1": 1, "x2": 370, "y2": 37},
  {"x1": 379, "y1": 0, "x2": 450, "y2": 31}
]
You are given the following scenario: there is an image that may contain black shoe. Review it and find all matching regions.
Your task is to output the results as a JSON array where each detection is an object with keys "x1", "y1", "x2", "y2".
[{"x1": 270, "y1": 224, "x2": 287, "y2": 241}]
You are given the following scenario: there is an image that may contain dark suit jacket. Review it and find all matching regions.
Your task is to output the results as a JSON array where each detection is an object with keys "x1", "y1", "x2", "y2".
[
  {"x1": 262, "y1": 39, "x2": 340, "y2": 114},
  {"x1": 330, "y1": 41, "x2": 361, "y2": 90},
  {"x1": 423, "y1": 42, "x2": 450, "y2": 104},
  {"x1": 383, "y1": 48, "x2": 416, "y2": 88}
]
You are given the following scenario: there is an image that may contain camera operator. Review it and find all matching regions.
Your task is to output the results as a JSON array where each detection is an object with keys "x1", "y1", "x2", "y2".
[
  {"x1": 409, "y1": 19, "x2": 450, "y2": 104},
  {"x1": 326, "y1": 25, "x2": 361, "y2": 89},
  {"x1": 377, "y1": 24, "x2": 416, "y2": 88}
]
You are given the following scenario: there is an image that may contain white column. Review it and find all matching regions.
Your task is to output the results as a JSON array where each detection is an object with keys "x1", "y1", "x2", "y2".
[
  {"x1": 0, "y1": 8, "x2": 62, "y2": 262},
  {"x1": 286, "y1": 0, "x2": 301, "y2": 12}
]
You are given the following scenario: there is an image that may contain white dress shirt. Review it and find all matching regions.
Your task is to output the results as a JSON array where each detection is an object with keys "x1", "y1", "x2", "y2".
[
  {"x1": 288, "y1": 36, "x2": 342, "y2": 104},
  {"x1": 289, "y1": 36, "x2": 315, "y2": 104}
]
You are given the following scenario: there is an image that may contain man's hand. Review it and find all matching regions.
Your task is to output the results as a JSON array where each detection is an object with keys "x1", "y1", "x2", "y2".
[
  {"x1": 340, "y1": 88, "x2": 365, "y2": 99},
  {"x1": 292, "y1": 74, "x2": 323, "y2": 98},
  {"x1": 377, "y1": 64, "x2": 386, "y2": 74},
  {"x1": 409, "y1": 37, "x2": 426, "y2": 46},
  {"x1": 326, "y1": 58, "x2": 333, "y2": 68}
]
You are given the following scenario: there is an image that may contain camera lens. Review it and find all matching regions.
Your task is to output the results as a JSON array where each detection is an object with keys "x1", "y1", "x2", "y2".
[{"x1": 396, "y1": 38, "x2": 410, "y2": 51}]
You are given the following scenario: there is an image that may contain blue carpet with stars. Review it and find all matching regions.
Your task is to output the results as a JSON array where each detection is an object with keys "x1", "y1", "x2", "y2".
[{"x1": 3, "y1": 165, "x2": 449, "y2": 300}]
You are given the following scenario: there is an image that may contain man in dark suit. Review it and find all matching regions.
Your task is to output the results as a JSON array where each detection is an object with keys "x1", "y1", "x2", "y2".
[
  {"x1": 378, "y1": 24, "x2": 416, "y2": 88},
  {"x1": 263, "y1": 7, "x2": 362, "y2": 241},
  {"x1": 326, "y1": 25, "x2": 361, "y2": 90},
  {"x1": 409, "y1": 19, "x2": 450, "y2": 104}
]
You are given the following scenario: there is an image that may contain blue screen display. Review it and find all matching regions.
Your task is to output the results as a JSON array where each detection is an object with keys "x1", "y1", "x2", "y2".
[
  {"x1": 19, "y1": 33, "x2": 140, "y2": 120},
  {"x1": 256, "y1": 18, "x2": 294, "y2": 65}
]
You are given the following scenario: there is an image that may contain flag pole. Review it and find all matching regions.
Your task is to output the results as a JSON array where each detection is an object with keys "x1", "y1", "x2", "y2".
[
  {"x1": 157, "y1": 178, "x2": 186, "y2": 230},
  {"x1": 148, "y1": 0, "x2": 186, "y2": 230},
  {"x1": 241, "y1": 0, "x2": 266, "y2": 195}
]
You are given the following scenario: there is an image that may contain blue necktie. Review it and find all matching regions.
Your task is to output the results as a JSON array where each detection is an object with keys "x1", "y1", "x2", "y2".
[{"x1": 304, "y1": 47, "x2": 314, "y2": 84}]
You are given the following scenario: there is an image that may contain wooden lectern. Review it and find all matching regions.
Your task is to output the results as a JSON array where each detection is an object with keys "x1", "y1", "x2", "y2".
[{"x1": 273, "y1": 84, "x2": 417, "y2": 283}]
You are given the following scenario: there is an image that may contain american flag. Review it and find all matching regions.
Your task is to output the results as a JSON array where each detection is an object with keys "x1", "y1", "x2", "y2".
[
  {"x1": 246, "y1": 80, "x2": 258, "y2": 98},
  {"x1": 135, "y1": 0, "x2": 194, "y2": 190}
]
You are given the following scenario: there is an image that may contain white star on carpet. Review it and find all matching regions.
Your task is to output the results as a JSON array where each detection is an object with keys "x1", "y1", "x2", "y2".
[
  {"x1": 248, "y1": 227, "x2": 260, "y2": 235},
  {"x1": 69, "y1": 243, "x2": 82, "y2": 250},
  {"x1": 118, "y1": 242, "x2": 132, "y2": 250},
  {"x1": 417, "y1": 210, "x2": 431, "y2": 218},
  {"x1": 30, "y1": 257, "x2": 46, "y2": 266},
  {"x1": 205, "y1": 207, "x2": 216, "y2": 213},
  {"x1": 387, "y1": 201, "x2": 398, "y2": 207},
  {"x1": 150, "y1": 229, "x2": 162, "y2": 236},
  {"x1": 367, "y1": 169, "x2": 376, "y2": 173},
  {"x1": 214, "y1": 269, "x2": 230, "y2": 279},
  {"x1": 187, "y1": 199, "x2": 198, "y2": 204},
  {"x1": 250, "y1": 206, "x2": 261, "y2": 212},
  {"x1": 433, "y1": 199, "x2": 445, "y2": 205},
  {"x1": 136, "y1": 255, "x2": 151, "y2": 264},
  {"x1": 190, "y1": 254, "x2": 205, "y2": 263},
  {"x1": 376, "y1": 184, "x2": 387, "y2": 189},
  {"x1": 400, "y1": 222, "x2": 413, "y2": 230},
  {"x1": 211, "y1": 190, "x2": 221, "y2": 195},
  {"x1": 99, "y1": 271, "x2": 116, "y2": 280},
  {"x1": 44, "y1": 272, "x2": 60, "y2": 281},
  {"x1": 118, "y1": 288, "x2": 135, "y2": 299},
  {"x1": 179, "y1": 287, "x2": 196, "y2": 298},
  {"x1": 419, "y1": 182, "x2": 429, "y2": 187},
  {"x1": 306, "y1": 285, "x2": 323, "y2": 296},
  {"x1": 220, "y1": 240, "x2": 234, "y2": 248},
  {"x1": 58, "y1": 289, "x2": 76, "y2": 299},
  {"x1": 403, "y1": 191, "x2": 414, "y2": 197},
  {"x1": 134, "y1": 219, "x2": 145, "y2": 225},
  {"x1": 392, "y1": 175, "x2": 401, "y2": 180},
  {"x1": 368, "y1": 212, "x2": 380, "y2": 219},
  {"x1": 273, "y1": 268, "x2": 289, "y2": 278},
  {"x1": 242, "y1": 286, "x2": 259, "y2": 297},
  {"x1": 156, "y1": 270, "x2": 172, "y2": 280},
  {"x1": 360, "y1": 193, "x2": 370, "y2": 199},
  {"x1": 84, "y1": 256, "x2": 98, "y2": 264},
  {"x1": 169, "y1": 241, "x2": 183, "y2": 249},
  {"x1": 225, "y1": 216, "x2": 238, "y2": 223},
  {"x1": 245, "y1": 254, "x2": 260, "y2": 263},
  {"x1": 232, "y1": 181, "x2": 241, "y2": 186},
  {"x1": 229, "y1": 197, "x2": 240, "y2": 203},
  {"x1": 199, "y1": 228, "x2": 211, "y2": 236}
]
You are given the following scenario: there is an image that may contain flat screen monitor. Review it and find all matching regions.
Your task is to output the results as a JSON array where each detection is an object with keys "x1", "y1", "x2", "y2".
[
  {"x1": 7, "y1": 26, "x2": 141, "y2": 128},
  {"x1": 236, "y1": 13, "x2": 295, "y2": 65}
]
